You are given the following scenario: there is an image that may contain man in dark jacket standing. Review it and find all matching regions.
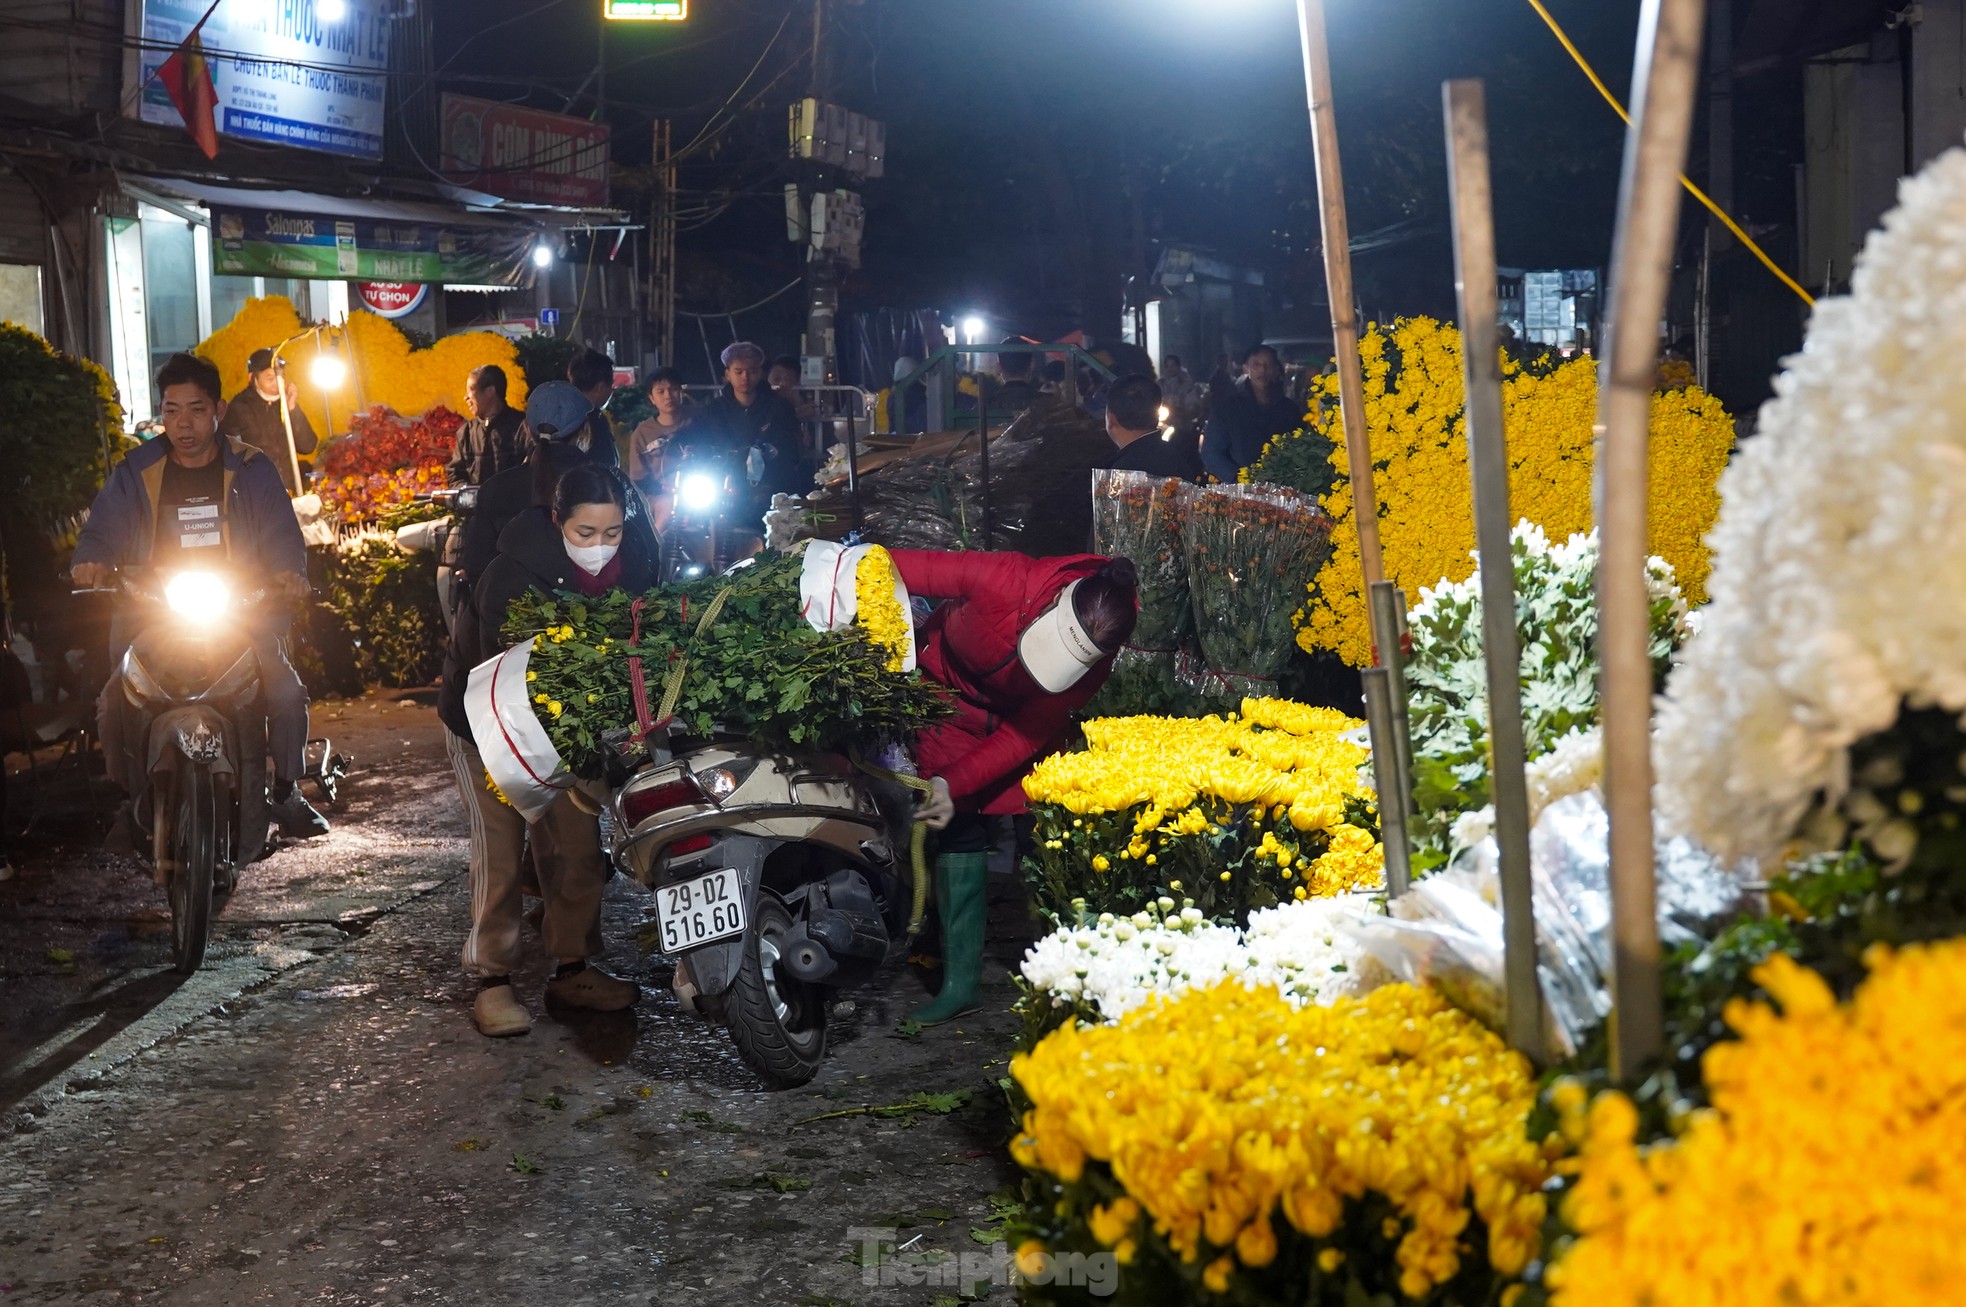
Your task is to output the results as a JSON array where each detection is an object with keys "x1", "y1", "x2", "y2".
[
  {"x1": 1104, "y1": 375, "x2": 1200, "y2": 480},
  {"x1": 447, "y1": 365, "x2": 532, "y2": 487},
  {"x1": 1201, "y1": 344, "x2": 1301, "y2": 484},
  {"x1": 71, "y1": 353, "x2": 328, "y2": 838},
  {"x1": 691, "y1": 341, "x2": 808, "y2": 502},
  {"x1": 217, "y1": 347, "x2": 318, "y2": 496}
]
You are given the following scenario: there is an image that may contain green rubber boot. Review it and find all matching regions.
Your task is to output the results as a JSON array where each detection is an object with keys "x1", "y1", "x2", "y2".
[{"x1": 910, "y1": 851, "x2": 988, "y2": 1026}]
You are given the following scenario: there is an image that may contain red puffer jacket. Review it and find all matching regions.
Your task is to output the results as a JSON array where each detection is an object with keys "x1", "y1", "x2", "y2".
[{"x1": 891, "y1": 550, "x2": 1115, "y2": 815}]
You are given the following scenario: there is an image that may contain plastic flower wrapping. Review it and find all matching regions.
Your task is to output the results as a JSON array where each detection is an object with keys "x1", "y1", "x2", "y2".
[
  {"x1": 1267, "y1": 317, "x2": 1732, "y2": 666},
  {"x1": 1546, "y1": 939, "x2": 1966, "y2": 1304},
  {"x1": 1656, "y1": 146, "x2": 1966, "y2": 864},
  {"x1": 1019, "y1": 895, "x2": 1370, "y2": 1027},
  {"x1": 1021, "y1": 699, "x2": 1382, "y2": 924},
  {"x1": 1008, "y1": 981, "x2": 1551, "y2": 1304}
]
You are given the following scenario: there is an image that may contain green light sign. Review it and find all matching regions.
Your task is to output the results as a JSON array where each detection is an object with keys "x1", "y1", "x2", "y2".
[{"x1": 605, "y1": 0, "x2": 686, "y2": 19}]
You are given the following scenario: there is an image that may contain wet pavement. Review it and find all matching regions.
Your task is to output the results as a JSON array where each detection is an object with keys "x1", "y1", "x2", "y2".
[{"x1": 0, "y1": 695, "x2": 1029, "y2": 1305}]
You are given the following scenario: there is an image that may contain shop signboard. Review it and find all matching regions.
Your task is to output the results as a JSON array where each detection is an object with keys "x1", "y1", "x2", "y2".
[
  {"x1": 440, "y1": 95, "x2": 611, "y2": 208},
  {"x1": 355, "y1": 282, "x2": 430, "y2": 319},
  {"x1": 212, "y1": 206, "x2": 535, "y2": 286},
  {"x1": 132, "y1": 0, "x2": 390, "y2": 161}
]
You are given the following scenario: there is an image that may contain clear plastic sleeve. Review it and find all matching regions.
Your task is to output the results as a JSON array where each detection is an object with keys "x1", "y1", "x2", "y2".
[
  {"x1": 1180, "y1": 483, "x2": 1333, "y2": 682},
  {"x1": 1345, "y1": 789, "x2": 1746, "y2": 1059},
  {"x1": 1091, "y1": 470, "x2": 1192, "y2": 652}
]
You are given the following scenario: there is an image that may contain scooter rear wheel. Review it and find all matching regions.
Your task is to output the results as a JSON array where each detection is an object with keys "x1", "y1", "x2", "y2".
[
  {"x1": 167, "y1": 766, "x2": 217, "y2": 974},
  {"x1": 724, "y1": 893, "x2": 827, "y2": 1089}
]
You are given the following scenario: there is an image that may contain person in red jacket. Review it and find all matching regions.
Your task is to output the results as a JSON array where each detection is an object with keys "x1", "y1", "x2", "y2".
[{"x1": 887, "y1": 549, "x2": 1139, "y2": 1023}]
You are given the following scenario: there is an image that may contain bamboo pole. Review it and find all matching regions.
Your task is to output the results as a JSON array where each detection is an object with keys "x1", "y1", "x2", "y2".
[
  {"x1": 1366, "y1": 581, "x2": 1414, "y2": 898},
  {"x1": 1598, "y1": 0, "x2": 1706, "y2": 1079},
  {"x1": 1295, "y1": 0, "x2": 1386, "y2": 643},
  {"x1": 1443, "y1": 79, "x2": 1543, "y2": 1062}
]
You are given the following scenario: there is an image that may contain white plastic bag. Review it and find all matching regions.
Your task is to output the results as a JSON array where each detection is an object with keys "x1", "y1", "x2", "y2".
[
  {"x1": 797, "y1": 540, "x2": 917, "y2": 671},
  {"x1": 465, "y1": 637, "x2": 572, "y2": 822}
]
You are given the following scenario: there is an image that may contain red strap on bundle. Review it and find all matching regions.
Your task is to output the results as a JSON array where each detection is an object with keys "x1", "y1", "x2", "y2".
[{"x1": 626, "y1": 597, "x2": 655, "y2": 744}]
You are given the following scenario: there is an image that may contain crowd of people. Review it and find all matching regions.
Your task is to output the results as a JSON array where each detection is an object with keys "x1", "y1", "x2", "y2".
[{"x1": 62, "y1": 328, "x2": 1307, "y2": 1039}]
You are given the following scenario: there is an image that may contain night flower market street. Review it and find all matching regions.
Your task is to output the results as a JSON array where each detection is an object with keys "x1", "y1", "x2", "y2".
[{"x1": 0, "y1": 694, "x2": 1026, "y2": 1305}]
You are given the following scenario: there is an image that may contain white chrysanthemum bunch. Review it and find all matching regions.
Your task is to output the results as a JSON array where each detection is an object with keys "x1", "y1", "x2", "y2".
[
  {"x1": 1655, "y1": 147, "x2": 1966, "y2": 862},
  {"x1": 1019, "y1": 896, "x2": 1368, "y2": 1023},
  {"x1": 1449, "y1": 725, "x2": 1605, "y2": 850}
]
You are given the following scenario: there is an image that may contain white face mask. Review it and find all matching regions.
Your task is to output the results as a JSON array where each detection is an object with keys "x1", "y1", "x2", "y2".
[{"x1": 566, "y1": 541, "x2": 619, "y2": 575}]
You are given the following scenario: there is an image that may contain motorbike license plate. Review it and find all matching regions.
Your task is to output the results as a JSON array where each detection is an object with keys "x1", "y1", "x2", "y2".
[{"x1": 655, "y1": 868, "x2": 747, "y2": 952}]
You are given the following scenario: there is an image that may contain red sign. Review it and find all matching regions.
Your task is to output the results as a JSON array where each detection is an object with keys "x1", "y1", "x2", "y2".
[
  {"x1": 355, "y1": 282, "x2": 430, "y2": 318},
  {"x1": 440, "y1": 94, "x2": 611, "y2": 208}
]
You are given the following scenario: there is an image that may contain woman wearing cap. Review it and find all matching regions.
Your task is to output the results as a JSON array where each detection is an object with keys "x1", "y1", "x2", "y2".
[{"x1": 886, "y1": 551, "x2": 1138, "y2": 1023}]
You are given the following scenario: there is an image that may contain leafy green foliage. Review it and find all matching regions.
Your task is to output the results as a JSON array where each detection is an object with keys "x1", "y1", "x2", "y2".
[
  {"x1": 1243, "y1": 422, "x2": 1336, "y2": 499},
  {"x1": 511, "y1": 332, "x2": 581, "y2": 391},
  {"x1": 0, "y1": 322, "x2": 130, "y2": 529},
  {"x1": 324, "y1": 537, "x2": 447, "y2": 688},
  {"x1": 507, "y1": 551, "x2": 949, "y2": 779},
  {"x1": 1403, "y1": 528, "x2": 1683, "y2": 870}
]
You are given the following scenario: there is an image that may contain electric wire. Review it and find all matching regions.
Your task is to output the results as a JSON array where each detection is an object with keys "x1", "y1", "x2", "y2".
[{"x1": 1524, "y1": 0, "x2": 1816, "y2": 306}]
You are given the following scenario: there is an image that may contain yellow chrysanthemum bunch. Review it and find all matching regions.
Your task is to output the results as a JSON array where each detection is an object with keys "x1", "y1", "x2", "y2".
[
  {"x1": 197, "y1": 297, "x2": 526, "y2": 431},
  {"x1": 852, "y1": 545, "x2": 910, "y2": 672},
  {"x1": 1010, "y1": 980, "x2": 1550, "y2": 1301},
  {"x1": 1292, "y1": 318, "x2": 1733, "y2": 666},
  {"x1": 1547, "y1": 940, "x2": 1966, "y2": 1306},
  {"x1": 1022, "y1": 699, "x2": 1379, "y2": 921}
]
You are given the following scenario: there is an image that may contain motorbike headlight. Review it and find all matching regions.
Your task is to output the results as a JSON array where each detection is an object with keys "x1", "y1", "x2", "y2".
[
  {"x1": 164, "y1": 572, "x2": 230, "y2": 618},
  {"x1": 678, "y1": 472, "x2": 720, "y2": 513}
]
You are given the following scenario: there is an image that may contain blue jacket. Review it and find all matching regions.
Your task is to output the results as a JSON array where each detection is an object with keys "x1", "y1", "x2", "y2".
[{"x1": 73, "y1": 436, "x2": 307, "y2": 579}]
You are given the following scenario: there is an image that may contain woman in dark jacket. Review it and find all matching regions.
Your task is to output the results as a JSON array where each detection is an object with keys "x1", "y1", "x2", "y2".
[
  {"x1": 887, "y1": 549, "x2": 1138, "y2": 1024},
  {"x1": 438, "y1": 461, "x2": 659, "y2": 1037}
]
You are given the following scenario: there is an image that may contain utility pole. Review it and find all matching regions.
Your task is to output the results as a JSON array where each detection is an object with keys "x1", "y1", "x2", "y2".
[
  {"x1": 802, "y1": 0, "x2": 838, "y2": 384},
  {"x1": 650, "y1": 118, "x2": 677, "y2": 368},
  {"x1": 789, "y1": 0, "x2": 878, "y2": 387}
]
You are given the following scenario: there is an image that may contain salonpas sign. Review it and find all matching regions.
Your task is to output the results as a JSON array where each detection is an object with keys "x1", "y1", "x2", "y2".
[
  {"x1": 212, "y1": 207, "x2": 536, "y2": 286},
  {"x1": 132, "y1": 0, "x2": 389, "y2": 161}
]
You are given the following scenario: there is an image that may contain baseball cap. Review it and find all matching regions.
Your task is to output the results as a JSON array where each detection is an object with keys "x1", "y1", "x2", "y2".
[
  {"x1": 247, "y1": 347, "x2": 277, "y2": 373},
  {"x1": 525, "y1": 381, "x2": 595, "y2": 440},
  {"x1": 1016, "y1": 582, "x2": 1106, "y2": 693}
]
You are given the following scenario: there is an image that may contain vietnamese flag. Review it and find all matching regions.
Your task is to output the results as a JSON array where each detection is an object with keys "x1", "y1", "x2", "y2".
[{"x1": 157, "y1": 26, "x2": 220, "y2": 159}]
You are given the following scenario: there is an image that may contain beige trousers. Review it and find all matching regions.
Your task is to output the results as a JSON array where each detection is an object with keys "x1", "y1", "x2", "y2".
[{"x1": 445, "y1": 730, "x2": 607, "y2": 978}]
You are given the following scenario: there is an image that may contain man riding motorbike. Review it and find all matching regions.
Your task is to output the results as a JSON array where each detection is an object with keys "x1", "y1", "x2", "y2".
[{"x1": 71, "y1": 352, "x2": 329, "y2": 840}]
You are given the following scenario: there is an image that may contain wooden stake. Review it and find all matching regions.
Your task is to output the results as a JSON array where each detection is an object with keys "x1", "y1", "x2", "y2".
[
  {"x1": 1598, "y1": 0, "x2": 1706, "y2": 1079},
  {"x1": 1444, "y1": 79, "x2": 1543, "y2": 1062},
  {"x1": 1296, "y1": 0, "x2": 1386, "y2": 639}
]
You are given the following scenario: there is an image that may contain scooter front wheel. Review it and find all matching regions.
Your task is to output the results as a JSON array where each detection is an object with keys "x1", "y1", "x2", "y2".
[
  {"x1": 723, "y1": 893, "x2": 827, "y2": 1089},
  {"x1": 167, "y1": 765, "x2": 218, "y2": 974}
]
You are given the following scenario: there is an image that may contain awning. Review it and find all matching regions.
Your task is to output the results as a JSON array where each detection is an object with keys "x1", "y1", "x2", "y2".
[{"x1": 124, "y1": 176, "x2": 545, "y2": 288}]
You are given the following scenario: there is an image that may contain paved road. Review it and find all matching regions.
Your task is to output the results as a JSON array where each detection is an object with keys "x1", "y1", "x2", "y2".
[{"x1": 0, "y1": 696, "x2": 1027, "y2": 1305}]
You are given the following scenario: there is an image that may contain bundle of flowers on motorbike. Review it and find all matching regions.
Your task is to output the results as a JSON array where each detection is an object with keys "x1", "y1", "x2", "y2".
[
  {"x1": 495, "y1": 544, "x2": 945, "y2": 784},
  {"x1": 1020, "y1": 697, "x2": 1382, "y2": 925}
]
